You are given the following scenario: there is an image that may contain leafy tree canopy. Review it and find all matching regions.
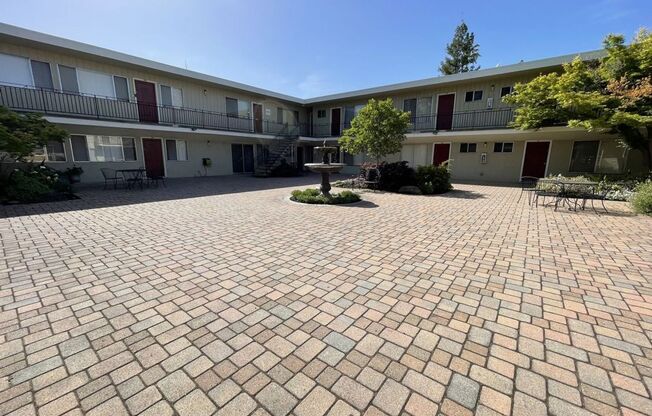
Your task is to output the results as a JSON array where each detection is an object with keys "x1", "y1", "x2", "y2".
[
  {"x1": 339, "y1": 98, "x2": 410, "y2": 163},
  {"x1": 504, "y1": 29, "x2": 652, "y2": 169},
  {"x1": 439, "y1": 22, "x2": 481, "y2": 75},
  {"x1": 0, "y1": 106, "x2": 68, "y2": 161}
]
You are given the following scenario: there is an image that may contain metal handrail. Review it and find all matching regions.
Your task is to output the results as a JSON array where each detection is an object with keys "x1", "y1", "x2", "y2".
[
  {"x1": 0, "y1": 83, "x2": 301, "y2": 137},
  {"x1": 1, "y1": 82, "x2": 516, "y2": 138}
]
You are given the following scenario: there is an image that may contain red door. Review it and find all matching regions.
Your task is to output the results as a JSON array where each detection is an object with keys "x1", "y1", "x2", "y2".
[
  {"x1": 142, "y1": 139, "x2": 164, "y2": 177},
  {"x1": 522, "y1": 142, "x2": 550, "y2": 178},
  {"x1": 331, "y1": 108, "x2": 341, "y2": 136},
  {"x1": 253, "y1": 104, "x2": 263, "y2": 133},
  {"x1": 135, "y1": 80, "x2": 158, "y2": 123},
  {"x1": 436, "y1": 94, "x2": 455, "y2": 130},
  {"x1": 433, "y1": 143, "x2": 451, "y2": 166}
]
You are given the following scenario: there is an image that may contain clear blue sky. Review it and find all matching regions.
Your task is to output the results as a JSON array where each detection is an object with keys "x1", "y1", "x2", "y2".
[{"x1": 2, "y1": 0, "x2": 650, "y2": 98}]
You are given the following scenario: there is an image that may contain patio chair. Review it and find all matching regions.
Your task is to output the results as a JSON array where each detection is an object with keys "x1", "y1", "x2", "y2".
[
  {"x1": 518, "y1": 176, "x2": 539, "y2": 205},
  {"x1": 146, "y1": 173, "x2": 166, "y2": 188},
  {"x1": 364, "y1": 167, "x2": 381, "y2": 191},
  {"x1": 533, "y1": 181, "x2": 562, "y2": 211},
  {"x1": 101, "y1": 168, "x2": 123, "y2": 190}
]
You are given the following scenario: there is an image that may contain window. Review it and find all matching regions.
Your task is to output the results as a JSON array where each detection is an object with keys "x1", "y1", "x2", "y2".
[
  {"x1": 465, "y1": 90, "x2": 483, "y2": 102},
  {"x1": 403, "y1": 98, "x2": 417, "y2": 116},
  {"x1": 277, "y1": 107, "x2": 284, "y2": 124},
  {"x1": 417, "y1": 97, "x2": 432, "y2": 116},
  {"x1": 122, "y1": 138, "x2": 137, "y2": 161},
  {"x1": 569, "y1": 141, "x2": 599, "y2": 172},
  {"x1": 500, "y1": 86, "x2": 512, "y2": 98},
  {"x1": 0, "y1": 53, "x2": 32, "y2": 86},
  {"x1": 45, "y1": 141, "x2": 66, "y2": 161},
  {"x1": 238, "y1": 100, "x2": 250, "y2": 118},
  {"x1": 70, "y1": 135, "x2": 137, "y2": 162},
  {"x1": 30, "y1": 60, "x2": 53, "y2": 89},
  {"x1": 114, "y1": 76, "x2": 129, "y2": 101},
  {"x1": 317, "y1": 110, "x2": 326, "y2": 118},
  {"x1": 58, "y1": 65, "x2": 79, "y2": 93},
  {"x1": 459, "y1": 143, "x2": 477, "y2": 153},
  {"x1": 226, "y1": 97, "x2": 238, "y2": 116},
  {"x1": 160, "y1": 85, "x2": 183, "y2": 107},
  {"x1": 166, "y1": 139, "x2": 188, "y2": 161},
  {"x1": 77, "y1": 69, "x2": 114, "y2": 97},
  {"x1": 344, "y1": 106, "x2": 355, "y2": 125},
  {"x1": 493, "y1": 142, "x2": 513, "y2": 153}
]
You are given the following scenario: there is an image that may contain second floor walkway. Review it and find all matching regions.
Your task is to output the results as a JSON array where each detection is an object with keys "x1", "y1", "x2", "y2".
[{"x1": 1, "y1": 83, "x2": 517, "y2": 138}]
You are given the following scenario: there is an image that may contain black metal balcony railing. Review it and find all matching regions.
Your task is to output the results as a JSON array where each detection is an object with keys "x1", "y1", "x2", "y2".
[
  {"x1": 0, "y1": 84, "x2": 301, "y2": 137},
  {"x1": 308, "y1": 108, "x2": 515, "y2": 137},
  {"x1": 0, "y1": 83, "x2": 515, "y2": 138}
]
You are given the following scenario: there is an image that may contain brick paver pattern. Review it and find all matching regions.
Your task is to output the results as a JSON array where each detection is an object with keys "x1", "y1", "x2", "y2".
[{"x1": 1, "y1": 176, "x2": 652, "y2": 416}]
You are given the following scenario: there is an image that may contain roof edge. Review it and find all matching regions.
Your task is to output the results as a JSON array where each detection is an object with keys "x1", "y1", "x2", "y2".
[
  {"x1": 0, "y1": 22, "x2": 606, "y2": 106},
  {"x1": 303, "y1": 49, "x2": 606, "y2": 104},
  {"x1": 0, "y1": 22, "x2": 307, "y2": 104}
]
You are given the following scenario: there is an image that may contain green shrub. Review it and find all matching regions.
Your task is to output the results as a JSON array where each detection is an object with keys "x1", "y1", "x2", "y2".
[
  {"x1": 291, "y1": 188, "x2": 361, "y2": 204},
  {"x1": 415, "y1": 165, "x2": 452, "y2": 194},
  {"x1": 631, "y1": 181, "x2": 652, "y2": 215},
  {"x1": 360, "y1": 161, "x2": 417, "y2": 192},
  {"x1": 2, "y1": 163, "x2": 72, "y2": 203},
  {"x1": 5, "y1": 170, "x2": 53, "y2": 202}
]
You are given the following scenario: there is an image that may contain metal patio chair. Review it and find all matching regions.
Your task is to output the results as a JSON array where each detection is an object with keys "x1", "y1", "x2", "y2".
[{"x1": 101, "y1": 168, "x2": 123, "y2": 190}]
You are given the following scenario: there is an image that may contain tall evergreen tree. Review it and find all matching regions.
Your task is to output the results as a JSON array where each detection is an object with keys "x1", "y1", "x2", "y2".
[{"x1": 439, "y1": 22, "x2": 480, "y2": 75}]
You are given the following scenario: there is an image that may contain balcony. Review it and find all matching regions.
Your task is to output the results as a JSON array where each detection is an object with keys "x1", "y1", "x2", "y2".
[
  {"x1": 1, "y1": 84, "x2": 516, "y2": 139},
  {"x1": 307, "y1": 108, "x2": 515, "y2": 137},
  {"x1": 0, "y1": 84, "x2": 301, "y2": 137}
]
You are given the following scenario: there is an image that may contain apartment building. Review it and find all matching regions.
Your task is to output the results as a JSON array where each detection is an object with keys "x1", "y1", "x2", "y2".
[{"x1": 0, "y1": 23, "x2": 646, "y2": 183}]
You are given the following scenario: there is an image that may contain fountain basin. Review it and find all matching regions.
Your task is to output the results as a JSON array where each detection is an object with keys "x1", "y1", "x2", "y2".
[{"x1": 304, "y1": 163, "x2": 346, "y2": 174}]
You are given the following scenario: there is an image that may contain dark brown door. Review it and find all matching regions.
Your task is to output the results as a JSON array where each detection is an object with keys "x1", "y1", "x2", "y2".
[
  {"x1": 522, "y1": 142, "x2": 550, "y2": 178},
  {"x1": 142, "y1": 138, "x2": 164, "y2": 177},
  {"x1": 433, "y1": 143, "x2": 451, "y2": 166},
  {"x1": 331, "y1": 108, "x2": 341, "y2": 136},
  {"x1": 253, "y1": 104, "x2": 263, "y2": 133},
  {"x1": 436, "y1": 94, "x2": 455, "y2": 130},
  {"x1": 135, "y1": 80, "x2": 158, "y2": 123}
]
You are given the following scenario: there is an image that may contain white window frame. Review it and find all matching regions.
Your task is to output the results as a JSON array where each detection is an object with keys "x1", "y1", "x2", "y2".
[
  {"x1": 30, "y1": 140, "x2": 67, "y2": 163},
  {"x1": 459, "y1": 142, "x2": 477, "y2": 153},
  {"x1": 568, "y1": 140, "x2": 601, "y2": 173},
  {"x1": 0, "y1": 52, "x2": 37, "y2": 88},
  {"x1": 160, "y1": 84, "x2": 183, "y2": 108},
  {"x1": 165, "y1": 139, "x2": 188, "y2": 161},
  {"x1": 493, "y1": 142, "x2": 514, "y2": 153},
  {"x1": 69, "y1": 135, "x2": 138, "y2": 163}
]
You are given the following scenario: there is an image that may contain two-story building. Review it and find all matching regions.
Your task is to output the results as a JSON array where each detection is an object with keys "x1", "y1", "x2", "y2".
[{"x1": 0, "y1": 23, "x2": 647, "y2": 183}]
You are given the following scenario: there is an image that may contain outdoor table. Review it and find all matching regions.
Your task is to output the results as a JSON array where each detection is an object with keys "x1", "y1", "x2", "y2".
[
  {"x1": 117, "y1": 168, "x2": 146, "y2": 190},
  {"x1": 535, "y1": 178, "x2": 606, "y2": 213}
]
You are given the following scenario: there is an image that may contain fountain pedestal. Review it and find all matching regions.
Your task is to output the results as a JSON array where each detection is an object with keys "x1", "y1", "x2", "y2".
[
  {"x1": 319, "y1": 171, "x2": 332, "y2": 197},
  {"x1": 304, "y1": 143, "x2": 346, "y2": 198}
]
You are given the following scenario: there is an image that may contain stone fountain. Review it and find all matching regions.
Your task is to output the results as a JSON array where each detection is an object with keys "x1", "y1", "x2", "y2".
[{"x1": 304, "y1": 141, "x2": 346, "y2": 197}]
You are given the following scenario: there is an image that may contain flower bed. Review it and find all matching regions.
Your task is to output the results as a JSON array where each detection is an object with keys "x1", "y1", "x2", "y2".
[{"x1": 290, "y1": 188, "x2": 361, "y2": 204}]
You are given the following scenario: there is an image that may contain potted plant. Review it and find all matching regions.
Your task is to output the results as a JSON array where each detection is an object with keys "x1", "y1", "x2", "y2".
[{"x1": 63, "y1": 165, "x2": 84, "y2": 184}]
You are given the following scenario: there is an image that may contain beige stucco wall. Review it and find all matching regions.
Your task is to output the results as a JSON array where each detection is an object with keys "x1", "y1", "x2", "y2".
[
  {"x1": 0, "y1": 42, "x2": 306, "y2": 125},
  {"x1": 309, "y1": 72, "x2": 541, "y2": 133},
  {"x1": 337, "y1": 129, "x2": 645, "y2": 183},
  {"x1": 29, "y1": 121, "x2": 271, "y2": 183}
]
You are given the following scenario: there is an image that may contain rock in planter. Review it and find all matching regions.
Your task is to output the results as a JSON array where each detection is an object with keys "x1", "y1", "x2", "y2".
[{"x1": 398, "y1": 185, "x2": 422, "y2": 195}]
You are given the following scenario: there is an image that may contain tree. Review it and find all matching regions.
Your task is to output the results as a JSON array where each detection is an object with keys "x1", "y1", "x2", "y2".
[
  {"x1": 503, "y1": 29, "x2": 652, "y2": 170},
  {"x1": 0, "y1": 106, "x2": 68, "y2": 162},
  {"x1": 339, "y1": 98, "x2": 410, "y2": 164},
  {"x1": 439, "y1": 22, "x2": 480, "y2": 75}
]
